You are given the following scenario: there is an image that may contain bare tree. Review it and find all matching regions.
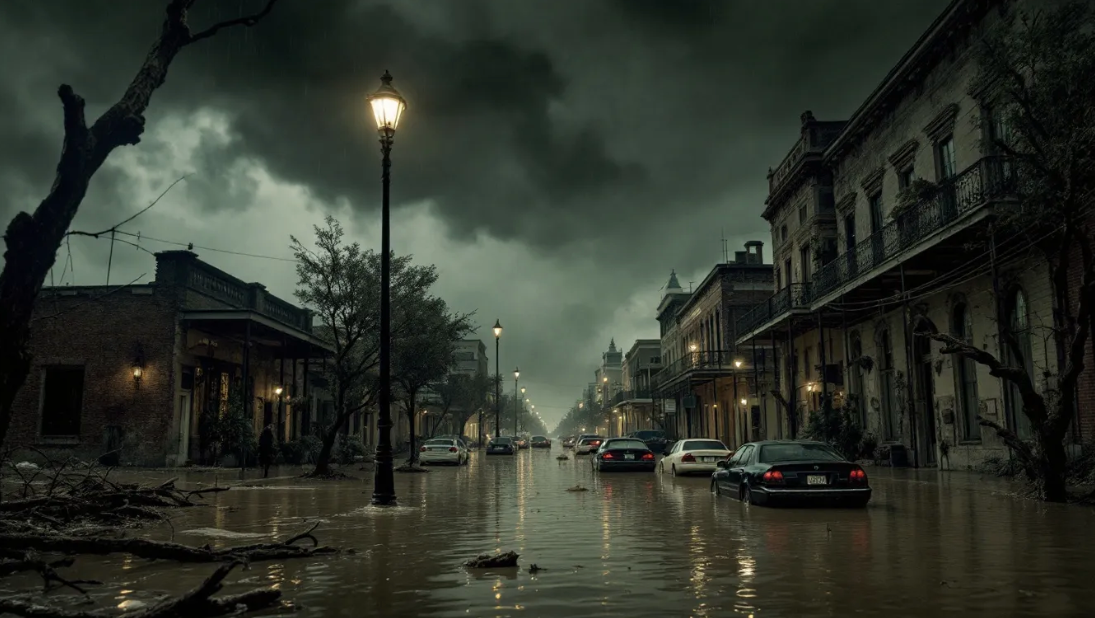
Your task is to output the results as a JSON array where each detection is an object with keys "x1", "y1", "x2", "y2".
[
  {"x1": 929, "y1": 1, "x2": 1095, "y2": 502},
  {"x1": 291, "y1": 216, "x2": 439, "y2": 476},
  {"x1": 0, "y1": 0, "x2": 280, "y2": 451},
  {"x1": 392, "y1": 299, "x2": 474, "y2": 463},
  {"x1": 433, "y1": 371, "x2": 491, "y2": 439}
]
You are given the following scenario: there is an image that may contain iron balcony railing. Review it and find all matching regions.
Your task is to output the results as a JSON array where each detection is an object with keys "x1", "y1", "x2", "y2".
[
  {"x1": 811, "y1": 156, "x2": 1015, "y2": 301},
  {"x1": 735, "y1": 156, "x2": 1016, "y2": 338},
  {"x1": 613, "y1": 389, "x2": 653, "y2": 404},
  {"x1": 734, "y1": 283, "x2": 812, "y2": 339},
  {"x1": 652, "y1": 350, "x2": 740, "y2": 387}
]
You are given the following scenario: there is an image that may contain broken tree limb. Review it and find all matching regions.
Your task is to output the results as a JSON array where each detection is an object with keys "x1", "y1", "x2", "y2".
[
  {"x1": 0, "y1": 523, "x2": 338, "y2": 564},
  {"x1": 464, "y1": 551, "x2": 519, "y2": 568}
]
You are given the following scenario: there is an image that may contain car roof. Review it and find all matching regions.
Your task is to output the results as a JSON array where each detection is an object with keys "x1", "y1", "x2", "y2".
[{"x1": 743, "y1": 440, "x2": 828, "y2": 447}]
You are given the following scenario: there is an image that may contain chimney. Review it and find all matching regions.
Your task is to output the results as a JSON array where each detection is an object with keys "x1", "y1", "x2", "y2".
[
  {"x1": 744, "y1": 240, "x2": 764, "y2": 264},
  {"x1": 734, "y1": 250, "x2": 746, "y2": 264}
]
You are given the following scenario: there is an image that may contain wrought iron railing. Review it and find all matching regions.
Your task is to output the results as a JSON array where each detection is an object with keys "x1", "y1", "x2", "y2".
[
  {"x1": 614, "y1": 389, "x2": 653, "y2": 404},
  {"x1": 811, "y1": 155, "x2": 1015, "y2": 301},
  {"x1": 734, "y1": 156, "x2": 1015, "y2": 338},
  {"x1": 652, "y1": 350, "x2": 740, "y2": 387},
  {"x1": 734, "y1": 283, "x2": 812, "y2": 338}
]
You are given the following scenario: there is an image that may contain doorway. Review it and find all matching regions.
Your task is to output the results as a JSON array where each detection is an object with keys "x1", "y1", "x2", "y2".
[
  {"x1": 177, "y1": 392, "x2": 192, "y2": 464},
  {"x1": 913, "y1": 323, "x2": 938, "y2": 465}
]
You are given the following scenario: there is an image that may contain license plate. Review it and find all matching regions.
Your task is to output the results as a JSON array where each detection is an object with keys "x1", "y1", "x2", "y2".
[
  {"x1": 807, "y1": 474, "x2": 827, "y2": 485},
  {"x1": 624, "y1": 454, "x2": 635, "y2": 460},
  {"x1": 702, "y1": 457, "x2": 716, "y2": 462}
]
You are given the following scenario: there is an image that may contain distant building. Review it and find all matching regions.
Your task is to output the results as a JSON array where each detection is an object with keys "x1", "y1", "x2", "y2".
[
  {"x1": 453, "y1": 339, "x2": 488, "y2": 377},
  {"x1": 614, "y1": 339, "x2": 662, "y2": 435}
]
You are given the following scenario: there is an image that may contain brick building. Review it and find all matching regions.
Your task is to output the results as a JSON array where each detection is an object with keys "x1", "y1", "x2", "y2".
[
  {"x1": 652, "y1": 241, "x2": 775, "y2": 447},
  {"x1": 9, "y1": 250, "x2": 336, "y2": 466}
]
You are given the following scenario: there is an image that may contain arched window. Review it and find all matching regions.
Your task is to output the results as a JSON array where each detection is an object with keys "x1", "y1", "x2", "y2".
[
  {"x1": 952, "y1": 303, "x2": 979, "y2": 440},
  {"x1": 1005, "y1": 288, "x2": 1034, "y2": 439},
  {"x1": 878, "y1": 328, "x2": 898, "y2": 440}
]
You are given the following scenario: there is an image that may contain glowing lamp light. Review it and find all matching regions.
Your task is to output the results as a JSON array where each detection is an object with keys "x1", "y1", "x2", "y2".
[
  {"x1": 493, "y1": 319, "x2": 503, "y2": 338},
  {"x1": 741, "y1": 398, "x2": 748, "y2": 406},
  {"x1": 275, "y1": 386, "x2": 284, "y2": 396},
  {"x1": 690, "y1": 343, "x2": 698, "y2": 352},
  {"x1": 734, "y1": 359, "x2": 743, "y2": 368},
  {"x1": 368, "y1": 70, "x2": 406, "y2": 133},
  {"x1": 515, "y1": 367, "x2": 520, "y2": 379}
]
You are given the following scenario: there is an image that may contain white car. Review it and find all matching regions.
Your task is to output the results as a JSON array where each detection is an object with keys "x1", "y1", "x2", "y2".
[
  {"x1": 574, "y1": 435, "x2": 605, "y2": 455},
  {"x1": 660, "y1": 438, "x2": 732, "y2": 476},
  {"x1": 419, "y1": 438, "x2": 469, "y2": 465}
]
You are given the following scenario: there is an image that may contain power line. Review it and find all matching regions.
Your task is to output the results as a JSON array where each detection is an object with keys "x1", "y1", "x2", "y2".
[{"x1": 110, "y1": 230, "x2": 297, "y2": 263}]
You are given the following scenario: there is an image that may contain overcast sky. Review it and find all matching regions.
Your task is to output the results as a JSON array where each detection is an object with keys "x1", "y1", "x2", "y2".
[{"x1": 0, "y1": 0, "x2": 950, "y2": 429}]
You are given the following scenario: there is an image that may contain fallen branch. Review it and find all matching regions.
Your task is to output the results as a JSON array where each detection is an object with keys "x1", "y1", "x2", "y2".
[
  {"x1": 464, "y1": 551, "x2": 519, "y2": 568},
  {"x1": 0, "y1": 523, "x2": 337, "y2": 564}
]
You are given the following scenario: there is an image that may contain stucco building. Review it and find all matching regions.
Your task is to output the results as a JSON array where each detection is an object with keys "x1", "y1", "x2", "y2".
[
  {"x1": 735, "y1": 0, "x2": 1083, "y2": 468},
  {"x1": 613, "y1": 339, "x2": 661, "y2": 435}
]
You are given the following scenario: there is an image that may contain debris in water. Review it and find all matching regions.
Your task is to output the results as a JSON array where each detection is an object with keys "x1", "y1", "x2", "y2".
[
  {"x1": 528, "y1": 564, "x2": 545, "y2": 573},
  {"x1": 555, "y1": 454, "x2": 568, "y2": 461},
  {"x1": 566, "y1": 484, "x2": 588, "y2": 492},
  {"x1": 464, "y1": 551, "x2": 519, "y2": 569},
  {"x1": 395, "y1": 463, "x2": 429, "y2": 473}
]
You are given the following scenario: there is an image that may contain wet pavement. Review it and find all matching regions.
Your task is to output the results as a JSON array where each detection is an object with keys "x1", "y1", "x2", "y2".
[{"x1": 4, "y1": 446, "x2": 1095, "y2": 617}]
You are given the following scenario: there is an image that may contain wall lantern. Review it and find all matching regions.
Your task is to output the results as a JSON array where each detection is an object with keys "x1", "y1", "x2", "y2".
[
  {"x1": 132, "y1": 345, "x2": 145, "y2": 390},
  {"x1": 740, "y1": 398, "x2": 748, "y2": 406},
  {"x1": 275, "y1": 386, "x2": 284, "y2": 397}
]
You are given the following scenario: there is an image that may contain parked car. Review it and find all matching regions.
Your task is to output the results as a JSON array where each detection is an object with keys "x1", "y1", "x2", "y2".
[
  {"x1": 574, "y1": 435, "x2": 605, "y2": 455},
  {"x1": 629, "y1": 429, "x2": 668, "y2": 453},
  {"x1": 562, "y1": 436, "x2": 578, "y2": 448},
  {"x1": 711, "y1": 440, "x2": 871, "y2": 507},
  {"x1": 419, "y1": 437, "x2": 469, "y2": 466},
  {"x1": 530, "y1": 435, "x2": 551, "y2": 448},
  {"x1": 515, "y1": 436, "x2": 530, "y2": 449},
  {"x1": 436, "y1": 435, "x2": 472, "y2": 451},
  {"x1": 660, "y1": 438, "x2": 733, "y2": 476},
  {"x1": 486, "y1": 437, "x2": 517, "y2": 455},
  {"x1": 590, "y1": 438, "x2": 656, "y2": 472}
]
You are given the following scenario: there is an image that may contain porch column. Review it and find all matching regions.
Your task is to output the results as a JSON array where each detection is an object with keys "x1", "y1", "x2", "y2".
[
  {"x1": 291, "y1": 354, "x2": 298, "y2": 439},
  {"x1": 752, "y1": 335, "x2": 762, "y2": 440},
  {"x1": 900, "y1": 262, "x2": 920, "y2": 467},
  {"x1": 241, "y1": 321, "x2": 251, "y2": 475},
  {"x1": 771, "y1": 330, "x2": 781, "y2": 439},
  {"x1": 278, "y1": 333, "x2": 287, "y2": 440},
  {"x1": 788, "y1": 314, "x2": 797, "y2": 439}
]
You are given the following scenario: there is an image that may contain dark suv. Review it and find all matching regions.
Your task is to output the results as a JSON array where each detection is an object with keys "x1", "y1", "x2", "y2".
[{"x1": 629, "y1": 430, "x2": 667, "y2": 453}]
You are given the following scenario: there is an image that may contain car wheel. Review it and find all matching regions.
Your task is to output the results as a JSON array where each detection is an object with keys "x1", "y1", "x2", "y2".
[
  {"x1": 712, "y1": 480, "x2": 720, "y2": 496},
  {"x1": 741, "y1": 484, "x2": 752, "y2": 505},
  {"x1": 671, "y1": 464, "x2": 678, "y2": 477}
]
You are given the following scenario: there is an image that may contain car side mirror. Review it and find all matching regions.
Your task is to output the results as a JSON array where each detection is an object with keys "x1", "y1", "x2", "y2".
[{"x1": 716, "y1": 460, "x2": 729, "y2": 469}]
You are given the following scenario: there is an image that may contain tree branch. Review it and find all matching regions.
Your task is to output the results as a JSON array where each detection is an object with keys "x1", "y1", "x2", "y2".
[{"x1": 187, "y1": 0, "x2": 281, "y2": 44}]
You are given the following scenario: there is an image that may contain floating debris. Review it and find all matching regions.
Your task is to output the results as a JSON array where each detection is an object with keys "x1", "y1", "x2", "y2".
[
  {"x1": 465, "y1": 551, "x2": 520, "y2": 568},
  {"x1": 566, "y1": 485, "x2": 589, "y2": 492},
  {"x1": 528, "y1": 564, "x2": 546, "y2": 573},
  {"x1": 555, "y1": 454, "x2": 569, "y2": 461}
]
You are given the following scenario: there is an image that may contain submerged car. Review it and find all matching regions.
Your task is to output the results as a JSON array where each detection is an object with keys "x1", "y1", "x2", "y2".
[
  {"x1": 660, "y1": 438, "x2": 732, "y2": 476},
  {"x1": 530, "y1": 435, "x2": 551, "y2": 448},
  {"x1": 562, "y1": 436, "x2": 578, "y2": 448},
  {"x1": 591, "y1": 438, "x2": 656, "y2": 472},
  {"x1": 711, "y1": 440, "x2": 871, "y2": 507},
  {"x1": 486, "y1": 437, "x2": 516, "y2": 455},
  {"x1": 629, "y1": 429, "x2": 668, "y2": 453},
  {"x1": 574, "y1": 435, "x2": 605, "y2": 455},
  {"x1": 419, "y1": 437, "x2": 469, "y2": 466}
]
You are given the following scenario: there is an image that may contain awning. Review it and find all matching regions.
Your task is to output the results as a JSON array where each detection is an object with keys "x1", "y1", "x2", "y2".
[{"x1": 182, "y1": 309, "x2": 335, "y2": 357}]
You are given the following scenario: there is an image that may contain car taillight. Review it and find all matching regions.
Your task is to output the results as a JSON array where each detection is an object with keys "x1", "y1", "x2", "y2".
[
  {"x1": 681, "y1": 453, "x2": 696, "y2": 463},
  {"x1": 761, "y1": 470, "x2": 784, "y2": 483},
  {"x1": 850, "y1": 468, "x2": 867, "y2": 482},
  {"x1": 591, "y1": 440, "x2": 601, "y2": 447},
  {"x1": 449, "y1": 447, "x2": 458, "y2": 453},
  {"x1": 602, "y1": 452, "x2": 615, "y2": 460},
  {"x1": 420, "y1": 446, "x2": 427, "y2": 452},
  {"x1": 641, "y1": 453, "x2": 654, "y2": 460}
]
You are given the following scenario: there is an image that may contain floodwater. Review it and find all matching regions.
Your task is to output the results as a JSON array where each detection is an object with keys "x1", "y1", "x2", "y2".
[{"x1": 4, "y1": 447, "x2": 1095, "y2": 617}]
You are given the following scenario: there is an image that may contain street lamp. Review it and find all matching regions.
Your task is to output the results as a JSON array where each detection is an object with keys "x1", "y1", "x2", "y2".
[
  {"x1": 514, "y1": 367, "x2": 520, "y2": 438},
  {"x1": 368, "y1": 70, "x2": 406, "y2": 507},
  {"x1": 494, "y1": 319, "x2": 502, "y2": 438}
]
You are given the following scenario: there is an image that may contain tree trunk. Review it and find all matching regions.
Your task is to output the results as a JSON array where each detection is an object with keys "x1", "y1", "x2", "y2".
[
  {"x1": 1039, "y1": 431, "x2": 1069, "y2": 502},
  {"x1": 0, "y1": 0, "x2": 278, "y2": 452},
  {"x1": 312, "y1": 428, "x2": 338, "y2": 476},
  {"x1": 405, "y1": 390, "x2": 418, "y2": 464}
]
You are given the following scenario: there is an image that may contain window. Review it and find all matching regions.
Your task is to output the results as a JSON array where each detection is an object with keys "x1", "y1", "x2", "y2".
[
  {"x1": 849, "y1": 333, "x2": 866, "y2": 426},
  {"x1": 776, "y1": 268, "x2": 782, "y2": 290},
  {"x1": 798, "y1": 203, "x2": 808, "y2": 224},
  {"x1": 879, "y1": 329, "x2": 897, "y2": 440},
  {"x1": 803, "y1": 347, "x2": 812, "y2": 381},
  {"x1": 799, "y1": 244, "x2": 811, "y2": 282},
  {"x1": 868, "y1": 193, "x2": 884, "y2": 233},
  {"x1": 844, "y1": 213, "x2": 856, "y2": 252},
  {"x1": 758, "y1": 442, "x2": 843, "y2": 463},
  {"x1": 952, "y1": 303, "x2": 980, "y2": 441},
  {"x1": 898, "y1": 167, "x2": 915, "y2": 190},
  {"x1": 781, "y1": 225, "x2": 788, "y2": 244},
  {"x1": 937, "y1": 136, "x2": 957, "y2": 179},
  {"x1": 40, "y1": 366, "x2": 85, "y2": 437},
  {"x1": 784, "y1": 259, "x2": 792, "y2": 285},
  {"x1": 987, "y1": 106, "x2": 1013, "y2": 151}
]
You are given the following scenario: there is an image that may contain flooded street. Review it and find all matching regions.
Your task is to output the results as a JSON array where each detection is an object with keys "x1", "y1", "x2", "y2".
[{"x1": 5, "y1": 447, "x2": 1095, "y2": 617}]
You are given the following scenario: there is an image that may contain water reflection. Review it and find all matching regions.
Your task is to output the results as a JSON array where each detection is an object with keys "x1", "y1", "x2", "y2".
[{"x1": 4, "y1": 458, "x2": 1094, "y2": 616}]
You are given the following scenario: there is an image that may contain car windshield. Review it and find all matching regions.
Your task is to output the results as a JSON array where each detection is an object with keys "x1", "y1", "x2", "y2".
[
  {"x1": 604, "y1": 439, "x2": 648, "y2": 450},
  {"x1": 532, "y1": 436, "x2": 547, "y2": 441},
  {"x1": 492, "y1": 438, "x2": 513, "y2": 444},
  {"x1": 758, "y1": 443, "x2": 844, "y2": 463},
  {"x1": 682, "y1": 440, "x2": 728, "y2": 451},
  {"x1": 424, "y1": 439, "x2": 453, "y2": 446},
  {"x1": 634, "y1": 431, "x2": 665, "y2": 440},
  {"x1": 579, "y1": 437, "x2": 602, "y2": 444}
]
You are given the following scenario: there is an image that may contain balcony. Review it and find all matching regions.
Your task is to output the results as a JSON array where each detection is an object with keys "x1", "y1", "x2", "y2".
[
  {"x1": 810, "y1": 155, "x2": 1015, "y2": 303},
  {"x1": 185, "y1": 258, "x2": 314, "y2": 333},
  {"x1": 613, "y1": 390, "x2": 653, "y2": 405},
  {"x1": 652, "y1": 350, "x2": 740, "y2": 391},
  {"x1": 734, "y1": 283, "x2": 812, "y2": 338}
]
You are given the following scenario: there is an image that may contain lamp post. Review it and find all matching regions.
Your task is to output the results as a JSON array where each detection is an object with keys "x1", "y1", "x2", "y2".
[
  {"x1": 513, "y1": 367, "x2": 520, "y2": 439},
  {"x1": 493, "y1": 320, "x2": 503, "y2": 438},
  {"x1": 367, "y1": 70, "x2": 407, "y2": 507}
]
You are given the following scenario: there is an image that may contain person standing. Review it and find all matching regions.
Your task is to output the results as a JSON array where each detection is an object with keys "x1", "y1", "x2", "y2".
[{"x1": 259, "y1": 424, "x2": 275, "y2": 478}]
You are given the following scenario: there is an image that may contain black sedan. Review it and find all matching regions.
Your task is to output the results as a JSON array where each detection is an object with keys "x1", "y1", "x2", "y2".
[
  {"x1": 530, "y1": 435, "x2": 551, "y2": 448},
  {"x1": 711, "y1": 440, "x2": 871, "y2": 507},
  {"x1": 629, "y1": 429, "x2": 667, "y2": 454},
  {"x1": 590, "y1": 438, "x2": 657, "y2": 472},
  {"x1": 486, "y1": 437, "x2": 516, "y2": 455}
]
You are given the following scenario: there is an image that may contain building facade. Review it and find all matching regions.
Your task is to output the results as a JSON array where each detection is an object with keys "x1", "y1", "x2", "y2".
[
  {"x1": 614, "y1": 339, "x2": 661, "y2": 435},
  {"x1": 734, "y1": 0, "x2": 1080, "y2": 469},
  {"x1": 12, "y1": 250, "x2": 338, "y2": 466},
  {"x1": 653, "y1": 242, "x2": 775, "y2": 448}
]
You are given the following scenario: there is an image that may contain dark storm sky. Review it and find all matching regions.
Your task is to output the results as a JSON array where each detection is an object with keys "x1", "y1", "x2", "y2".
[{"x1": 0, "y1": 0, "x2": 951, "y2": 426}]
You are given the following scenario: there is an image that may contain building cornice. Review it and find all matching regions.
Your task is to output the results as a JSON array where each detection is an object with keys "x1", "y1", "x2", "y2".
[
  {"x1": 923, "y1": 103, "x2": 961, "y2": 142},
  {"x1": 860, "y1": 167, "x2": 885, "y2": 197},
  {"x1": 887, "y1": 139, "x2": 921, "y2": 170}
]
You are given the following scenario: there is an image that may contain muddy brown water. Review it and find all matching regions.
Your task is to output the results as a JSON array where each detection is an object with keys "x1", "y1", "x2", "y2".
[{"x1": 3, "y1": 448, "x2": 1094, "y2": 617}]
